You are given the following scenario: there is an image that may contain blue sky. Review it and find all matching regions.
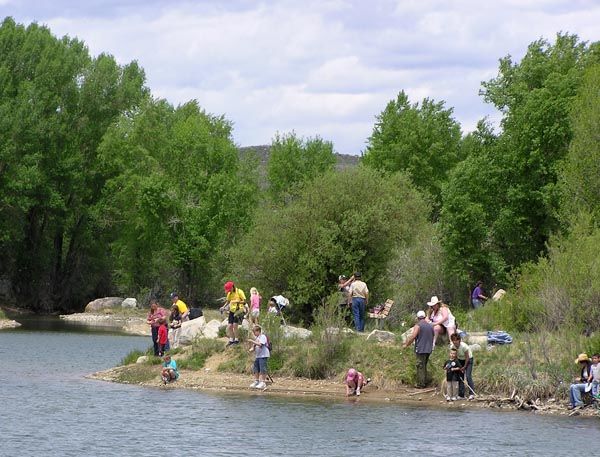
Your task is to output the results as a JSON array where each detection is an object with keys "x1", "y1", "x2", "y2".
[{"x1": 2, "y1": 0, "x2": 599, "y2": 154}]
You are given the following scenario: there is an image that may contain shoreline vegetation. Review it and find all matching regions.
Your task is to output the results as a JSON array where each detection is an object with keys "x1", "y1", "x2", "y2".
[{"x1": 56, "y1": 307, "x2": 597, "y2": 418}]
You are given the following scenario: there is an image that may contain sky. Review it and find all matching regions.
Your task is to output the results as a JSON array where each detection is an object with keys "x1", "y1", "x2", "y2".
[{"x1": 2, "y1": 1, "x2": 600, "y2": 155}]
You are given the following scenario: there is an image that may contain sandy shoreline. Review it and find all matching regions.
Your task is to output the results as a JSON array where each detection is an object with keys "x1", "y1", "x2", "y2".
[{"x1": 87, "y1": 352, "x2": 596, "y2": 418}]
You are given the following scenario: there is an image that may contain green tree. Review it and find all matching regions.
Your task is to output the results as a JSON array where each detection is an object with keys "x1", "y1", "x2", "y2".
[
  {"x1": 229, "y1": 166, "x2": 430, "y2": 322},
  {"x1": 267, "y1": 131, "x2": 336, "y2": 202},
  {"x1": 97, "y1": 99, "x2": 259, "y2": 302},
  {"x1": 559, "y1": 63, "x2": 600, "y2": 226},
  {"x1": 362, "y1": 91, "x2": 462, "y2": 216},
  {"x1": 0, "y1": 18, "x2": 147, "y2": 311}
]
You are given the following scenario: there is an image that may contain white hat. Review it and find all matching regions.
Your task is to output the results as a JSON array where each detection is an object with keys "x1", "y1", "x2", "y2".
[
  {"x1": 427, "y1": 296, "x2": 441, "y2": 307},
  {"x1": 416, "y1": 310, "x2": 426, "y2": 319}
]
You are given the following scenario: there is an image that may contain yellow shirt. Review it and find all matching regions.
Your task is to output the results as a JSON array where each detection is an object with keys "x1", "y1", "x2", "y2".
[
  {"x1": 227, "y1": 289, "x2": 246, "y2": 312},
  {"x1": 174, "y1": 299, "x2": 188, "y2": 314}
]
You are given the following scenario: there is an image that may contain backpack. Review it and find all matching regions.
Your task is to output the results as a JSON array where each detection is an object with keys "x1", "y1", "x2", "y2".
[{"x1": 265, "y1": 334, "x2": 272, "y2": 352}]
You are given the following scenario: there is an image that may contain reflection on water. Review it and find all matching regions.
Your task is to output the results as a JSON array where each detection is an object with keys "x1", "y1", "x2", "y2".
[{"x1": 1, "y1": 321, "x2": 598, "y2": 456}]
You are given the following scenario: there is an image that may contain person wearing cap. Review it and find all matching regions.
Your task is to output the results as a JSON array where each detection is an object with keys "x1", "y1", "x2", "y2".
[
  {"x1": 348, "y1": 272, "x2": 369, "y2": 332},
  {"x1": 402, "y1": 310, "x2": 434, "y2": 388},
  {"x1": 170, "y1": 292, "x2": 190, "y2": 321},
  {"x1": 223, "y1": 281, "x2": 247, "y2": 347},
  {"x1": 569, "y1": 353, "x2": 593, "y2": 409},
  {"x1": 425, "y1": 295, "x2": 456, "y2": 348},
  {"x1": 345, "y1": 368, "x2": 370, "y2": 396},
  {"x1": 146, "y1": 299, "x2": 167, "y2": 356}
]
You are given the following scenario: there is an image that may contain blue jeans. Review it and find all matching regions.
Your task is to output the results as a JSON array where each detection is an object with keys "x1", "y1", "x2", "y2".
[
  {"x1": 472, "y1": 298, "x2": 483, "y2": 309},
  {"x1": 151, "y1": 326, "x2": 159, "y2": 356},
  {"x1": 569, "y1": 383, "x2": 587, "y2": 407},
  {"x1": 458, "y1": 358, "x2": 475, "y2": 397},
  {"x1": 352, "y1": 297, "x2": 366, "y2": 332}
]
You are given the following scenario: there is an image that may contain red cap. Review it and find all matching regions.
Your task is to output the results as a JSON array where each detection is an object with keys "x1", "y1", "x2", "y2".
[{"x1": 224, "y1": 281, "x2": 235, "y2": 293}]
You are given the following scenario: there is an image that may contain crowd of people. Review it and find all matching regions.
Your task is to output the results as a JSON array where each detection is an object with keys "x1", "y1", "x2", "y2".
[{"x1": 145, "y1": 278, "x2": 596, "y2": 411}]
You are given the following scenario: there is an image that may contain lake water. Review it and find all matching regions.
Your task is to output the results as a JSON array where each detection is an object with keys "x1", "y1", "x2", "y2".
[{"x1": 1, "y1": 318, "x2": 598, "y2": 456}]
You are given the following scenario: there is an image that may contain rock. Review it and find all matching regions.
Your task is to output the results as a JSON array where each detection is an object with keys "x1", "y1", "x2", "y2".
[
  {"x1": 464, "y1": 333, "x2": 488, "y2": 346},
  {"x1": 178, "y1": 316, "x2": 206, "y2": 345},
  {"x1": 121, "y1": 298, "x2": 137, "y2": 309},
  {"x1": 202, "y1": 319, "x2": 221, "y2": 339},
  {"x1": 400, "y1": 328, "x2": 413, "y2": 344},
  {"x1": 469, "y1": 343, "x2": 482, "y2": 352},
  {"x1": 136, "y1": 356, "x2": 149, "y2": 364},
  {"x1": 122, "y1": 318, "x2": 148, "y2": 336},
  {"x1": 492, "y1": 289, "x2": 506, "y2": 301},
  {"x1": 282, "y1": 325, "x2": 312, "y2": 339},
  {"x1": 366, "y1": 329, "x2": 396, "y2": 343},
  {"x1": 0, "y1": 319, "x2": 21, "y2": 330},
  {"x1": 85, "y1": 297, "x2": 123, "y2": 312}
]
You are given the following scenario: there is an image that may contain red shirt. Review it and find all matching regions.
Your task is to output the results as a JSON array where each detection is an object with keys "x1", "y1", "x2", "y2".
[{"x1": 158, "y1": 324, "x2": 168, "y2": 344}]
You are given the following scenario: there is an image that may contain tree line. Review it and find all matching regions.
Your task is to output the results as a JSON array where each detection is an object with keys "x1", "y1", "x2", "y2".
[{"x1": 1, "y1": 18, "x2": 599, "y2": 331}]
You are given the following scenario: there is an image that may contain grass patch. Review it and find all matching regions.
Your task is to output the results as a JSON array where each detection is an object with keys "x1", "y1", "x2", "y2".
[
  {"x1": 114, "y1": 364, "x2": 157, "y2": 384},
  {"x1": 0, "y1": 308, "x2": 7, "y2": 319},
  {"x1": 178, "y1": 339, "x2": 224, "y2": 370}
]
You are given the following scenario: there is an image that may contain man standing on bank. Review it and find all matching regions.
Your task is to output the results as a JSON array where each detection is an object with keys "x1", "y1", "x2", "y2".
[
  {"x1": 349, "y1": 272, "x2": 369, "y2": 332},
  {"x1": 403, "y1": 310, "x2": 435, "y2": 388}
]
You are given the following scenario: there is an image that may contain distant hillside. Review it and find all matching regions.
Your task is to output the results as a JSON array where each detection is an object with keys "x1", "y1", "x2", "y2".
[{"x1": 238, "y1": 145, "x2": 360, "y2": 171}]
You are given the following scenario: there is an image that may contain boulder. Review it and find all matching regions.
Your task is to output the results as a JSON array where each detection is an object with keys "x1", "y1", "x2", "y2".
[
  {"x1": 0, "y1": 319, "x2": 21, "y2": 330},
  {"x1": 121, "y1": 298, "x2": 137, "y2": 309},
  {"x1": 469, "y1": 343, "x2": 482, "y2": 352},
  {"x1": 122, "y1": 318, "x2": 148, "y2": 336},
  {"x1": 85, "y1": 297, "x2": 123, "y2": 313},
  {"x1": 282, "y1": 325, "x2": 312, "y2": 340},
  {"x1": 136, "y1": 356, "x2": 149, "y2": 364},
  {"x1": 178, "y1": 316, "x2": 206, "y2": 345},
  {"x1": 366, "y1": 329, "x2": 396, "y2": 343},
  {"x1": 202, "y1": 319, "x2": 222, "y2": 339},
  {"x1": 492, "y1": 289, "x2": 506, "y2": 301}
]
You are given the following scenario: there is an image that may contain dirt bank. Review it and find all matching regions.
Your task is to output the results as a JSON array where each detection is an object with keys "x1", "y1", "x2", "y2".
[{"x1": 87, "y1": 351, "x2": 595, "y2": 418}]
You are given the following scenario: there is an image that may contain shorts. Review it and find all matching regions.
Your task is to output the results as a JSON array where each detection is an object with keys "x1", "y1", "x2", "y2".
[
  {"x1": 253, "y1": 357, "x2": 269, "y2": 374},
  {"x1": 228, "y1": 311, "x2": 243, "y2": 325},
  {"x1": 250, "y1": 309, "x2": 260, "y2": 317}
]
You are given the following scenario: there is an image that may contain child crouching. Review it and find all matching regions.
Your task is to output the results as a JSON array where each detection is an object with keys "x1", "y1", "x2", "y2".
[
  {"x1": 345, "y1": 368, "x2": 370, "y2": 397},
  {"x1": 161, "y1": 354, "x2": 179, "y2": 384}
]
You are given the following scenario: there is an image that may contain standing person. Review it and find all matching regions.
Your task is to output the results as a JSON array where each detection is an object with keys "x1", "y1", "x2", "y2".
[
  {"x1": 426, "y1": 296, "x2": 456, "y2": 348},
  {"x1": 338, "y1": 275, "x2": 353, "y2": 324},
  {"x1": 169, "y1": 304, "x2": 183, "y2": 349},
  {"x1": 170, "y1": 292, "x2": 190, "y2": 321},
  {"x1": 157, "y1": 318, "x2": 169, "y2": 356},
  {"x1": 249, "y1": 287, "x2": 261, "y2": 325},
  {"x1": 589, "y1": 354, "x2": 600, "y2": 397},
  {"x1": 471, "y1": 281, "x2": 488, "y2": 309},
  {"x1": 349, "y1": 272, "x2": 369, "y2": 332},
  {"x1": 443, "y1": 349, "x2": 462, "y2": 401},
  {"x1": 402, "y1": 310, "x2": 434, "y2": 388},
  {"x1": 247, "y1": 325, "x2": 270, "y2": 389},
  {"x1": 450, "y1": 333, "x2": 475, "y2": 399},
  {"x1": 569, "y1": 353, "x2": 592, "y2": 410},
  {"x1": 146, "y1": 299, "x2": 167, "y2": 356},
  {"x1": 161, "y1": 354, "x2": 179, "y2": 384},
  {"x1": 223, "y1": 281, "x2": 247, "y2": 347}
]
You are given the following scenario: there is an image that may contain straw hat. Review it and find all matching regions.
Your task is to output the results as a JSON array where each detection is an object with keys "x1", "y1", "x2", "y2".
[
  {"x1": 427, "y1": 295, "x2": 442, "y2": 307},
  {"x1": 575, "y1": 353, "x2": 589, "y2": 364}
]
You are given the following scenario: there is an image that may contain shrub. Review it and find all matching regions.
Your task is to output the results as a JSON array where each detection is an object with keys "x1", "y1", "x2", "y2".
[{"x1": 178, "y1": 339, "x2": 223, "y2": 370}]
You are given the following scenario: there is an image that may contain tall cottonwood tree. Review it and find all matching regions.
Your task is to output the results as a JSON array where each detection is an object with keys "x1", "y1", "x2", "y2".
[{"x1": 0, "y1": 18, "x2": 147, "y2": 311}]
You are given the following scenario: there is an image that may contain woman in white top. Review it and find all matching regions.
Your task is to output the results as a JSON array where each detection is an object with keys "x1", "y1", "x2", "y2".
[{"x1": 426, "y1": 295, "x2": 456, "y2": 348}]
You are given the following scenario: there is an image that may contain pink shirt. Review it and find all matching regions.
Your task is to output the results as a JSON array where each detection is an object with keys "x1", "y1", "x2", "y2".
[
  {"x1": 251, "y1": 294, "x2": 261, "y2": 311},
  {"x1": 147, "y1": 307, "x2": 166, "y2": 328}
]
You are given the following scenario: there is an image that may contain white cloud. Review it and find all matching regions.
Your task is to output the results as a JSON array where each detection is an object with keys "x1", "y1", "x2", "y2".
[{"x1": 3, "y1": 0, "x2": 600, "y2": 153}]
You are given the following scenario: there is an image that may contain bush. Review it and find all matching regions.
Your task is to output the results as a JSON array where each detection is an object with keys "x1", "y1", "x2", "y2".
[{"x1": 178, "y1": 339, "x2": 223, "y2": 370}]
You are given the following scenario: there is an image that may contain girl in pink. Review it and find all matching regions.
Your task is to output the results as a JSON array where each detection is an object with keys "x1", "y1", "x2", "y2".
[
  {"x1": 345, "y1": 368, "x2": 370, "y2": 396},
  {"x1": 249, "y1": 287, "x2": 261, "y2": 325}
]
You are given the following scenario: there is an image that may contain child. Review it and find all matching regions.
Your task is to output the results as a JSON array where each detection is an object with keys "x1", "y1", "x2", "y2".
[
  {"x1": 345, "y1": 368, "x2": 370, "y2": 397},
  {"x1": 161, "y1": 354, "x2": 179, "y2": 384},
  {"x1": 157, "y1": 318, "x2": 169, "y2": 356},
  {"x1": 249, "y1": 287, "x2": 261, "y2": 325},
  {"x1": 169, "y1": 304, "x2": 182, "y2": 349},
  {"x1": 247, "y1": 325, "x2": 270, "y2": 389},
  {"x1": 588, "y1": 353, "x2": 600, "y2": 397},
  {"x1": 267, "y1": 301, "x2": 279, "y2": 315},
  {"x1": 443, "y1": 349, "x2": 462, "y2": 401},
  {"x1": 450, "y1": 333, "x2": 475, "y2": 400}
]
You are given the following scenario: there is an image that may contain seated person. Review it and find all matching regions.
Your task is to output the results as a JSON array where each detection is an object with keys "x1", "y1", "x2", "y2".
[
  {"x1": 345, "y1": 368, "x2": 370, "y2": 397},
  {"x1": 161, "y1": 354, "x2": 179, "y2": 384},
  {"x1": 569, "y1": 353, "x2": 592, "y2": 409},
  {"x1": 425, "y1": 296, "x2": 456, "y2": 348}
]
